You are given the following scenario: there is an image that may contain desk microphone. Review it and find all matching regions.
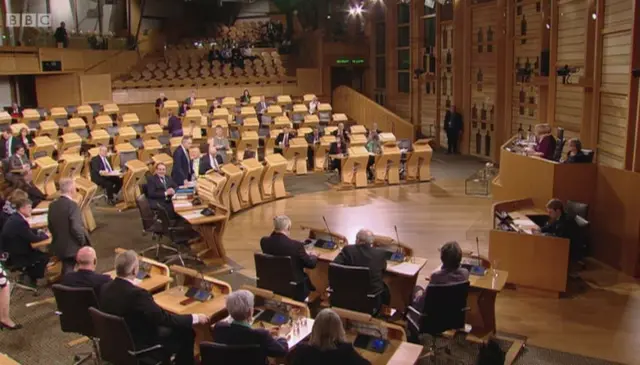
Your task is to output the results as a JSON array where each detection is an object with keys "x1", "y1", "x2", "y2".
[
  {"x1": 475, "y1": 237, "x2": 480, "y2": 258},
  {"x1": 394, "y1": 225, "x2": 401, "y2": 254}
]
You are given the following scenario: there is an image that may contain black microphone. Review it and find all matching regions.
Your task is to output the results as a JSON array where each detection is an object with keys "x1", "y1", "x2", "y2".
[
  {"x1": 394, "y1": 225, "x2": 401, "y2": 254},
  {"x1": 322, "y1": 216, "x2": 337, "y2": 249}
]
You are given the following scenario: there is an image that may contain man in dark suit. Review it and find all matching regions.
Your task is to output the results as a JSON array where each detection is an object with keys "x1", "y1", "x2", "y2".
[
  {"x1": 536, "y1": 198, "x2": 575, "y2": 239},
  {"x1": 155, "y1": 93, "x2": 167, "y2": 117},
  {"x1": 90, "y1": 145, "x2": 122, "y2": 205},
  {"x1": 1, "y1": 198, "x2": 49, "y2": 286},
  {"x1": 0, "y1": 127, "x2": 18, "y2": 160},
  {"x1": 443, "y1": 105, "x2": 463, "y2": 154},
  {"x1": 328, "y1": 138, "x2": 347, "y2": 174},
  {"x1": 260, "y1": 215, "x2": 317, "y2": 301},
  {"x1": 172, "y1": 136, "x2": 193, "y2": 186},
  {"x1": 146, "y1": 162, "x2": 178, "y2": 217},
  {"x1": 333, "y1": 229, "x2": 389, "y2": 306},
  {"x1": 256, "y1": 96, "x2": 268, "y2": 125},
  {"x1": 167, "y1": 111, "x2": 183, "y2": 137},
  {"x1": 199, "y1": 145, "x2": 224, "y2": 175},
  {"x1": 305, "y1": 126, "x2": 323, "y2": 170},
  {"x1": 332, "y1": 123, "x2": 351, "y2": 143},
  {"x1": 60, "y1": 246, "x2": 111, "y2": 297},
  {"x1": 16, "y1": 169, "x2": 46, "y2": 207},
  {"x1": 274, "y1": 125, "x2": 295, "y2": 155},
  {"x1": 48, "y1": 178, "x2": 89, "y2": 275},
  {"x1": 212, "y1": 290, "x2": 288, "y2": 363},
  {"x1": 100, "y1": 250, "x2": 208, "y2": 365}
]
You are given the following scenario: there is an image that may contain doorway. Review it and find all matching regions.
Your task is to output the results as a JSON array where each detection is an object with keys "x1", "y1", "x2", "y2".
[{"x1": 330, "y1": 66, "x2": 365, "y2": 99}]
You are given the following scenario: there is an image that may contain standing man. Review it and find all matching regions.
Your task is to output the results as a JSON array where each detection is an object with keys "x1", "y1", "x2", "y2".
[
  {"x1": 0, "y1": 127, "x2": 17, "y2": 160},
  {"x1": 443, "y1": 105, "x2": 463, "y2": 154},
  {"x1": 172, "y1": 136, "x2": 192, "y2": 186},
  {"x1": 54, "y1": 22, "x2": 69, "y2": 48},
  {"x1": 48, "y1": 178, "x2": 90, "y2": 274},
  {"x1": 256, "y1": 96, "x2": 268, "y2": 125},
  {"x1": 90, "y1": 145, "x2": 122, "y2": 205}
]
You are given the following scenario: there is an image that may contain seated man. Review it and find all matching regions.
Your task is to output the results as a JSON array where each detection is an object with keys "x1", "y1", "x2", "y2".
[
  {"x1": 332, "y1": 123, "x2": 350, "y2": 143},
  {"x1": 333, "y1": 229, "x2": 389, "y2": 306},
  {"x1": 210, "y1": 126, "x2": 230, "y2": 163},
  {"x1": 260, "y1": 215, "x2": 317, "y2": 301},
  {"x1": 15, "y1": 169, "x2": 46, "y2": 207},
  {"x1": 305, "y1": 126, "x2": 323, "y2": 170},
  {"x1": 535, "y1": 199, "x2": 574, "y2": 238},
  {"x1": 172, "y1": 136, "x2": 193, "y2": 186},
  {"x1": 328, "y1": 138, "x2": 347, "y2": 174},
  {"x1": 212, "y1": 290, "x2": 289, "y2": 362},
  {"x1": 100, "y1": 250, "x2": 208, "y2": 365},
  {"x1": 90, "y1": 145, "x2": 122, "y2": 205},
  {"x1": 1, "y1": 199, "x2": 49, "y2": 287},
  {"x1": 167, "y1": 111, "x2": 183, "y2": 137},
  {"x1": 146, "y1": 163, "x2": 178, "y2": 217},
  {"x1": 8, "y1": 145, "x2": 30, "y2": 172},
  {"x1": 60, "y1": 246, "x2": 111, "y2": 297},
  {"x1": 274, "y1": 125, "x2": 295, "y2": 155},
  {"x1": 200, "y1": 144, "x2": 224, "y2": 175}
]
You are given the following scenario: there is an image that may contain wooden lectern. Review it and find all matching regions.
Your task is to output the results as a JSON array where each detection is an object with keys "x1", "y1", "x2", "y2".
[
  {"x1": 197, "y1": 173, "x2": 227, "y2": 204},
  {"x1": 115, "y1": 126, "x2": 136, "y2": 145},
  {"x1": 350, "y1": 125, "x2": 367, "y2": 135},
  {"x1": 272, "y1": 116, "x2": 291, "y2": 130},
  {"x1": 261, "y1": 154, "x2": 288, "y2": 200},
  {"x1": 0, "y1": 111, "x2": 11, "y2": 126},
  {"x1": 264, "y1": 105, "x2": 283, "y2": 125},
  {"x1": 10, "y1": 123, "x2": 29, "y2": 136},
  {"x1": 238, "y1": 117, "x2": 259, "y2": 134},
  {"x1": 249, "y1": 96, "x2": 261, "y2": 107},
  {"x1": 315, "y1": 136, "x2": 336, "y2": 171},
  {"x1": 238, "y1": 107, "x2": 256, "y2": 124},
  {"x1": 236, "y1": 131, "x2": 259, "y2": 161},
  {"x1": 21, "y1": 109, "x2": 41, "y2": 129},
  {"x1": 74, "y1": 177, "x2": 98, "y2": 232},
  {"x1": 140, "y1": 139, "x2": 163, "y2": 163},
  {"x1": 303, "y1": 114, "x2": 319, "y2": 129},
  {"x1": 83, "y1": 147, "x2": 101, "y2": 180},
  {"x1": 49, "y1": 107, "x2": 68, "y2": 123},
  {"x1": 30, "y1": 136, "x2": 56, "y2": 159},
  {"x1": 93, "y1": 115, "x2": 113, "y2": 130},
  {"x1": 59, "y1": 133, "x2": 82, "y2": 154},
  {"x1": 285, "y1": 138, "x2": 308, "y2": 175},
  {"x1": 143, "y1": 124, "x2": 163, "y2": 140},
  {"x1": 238, "y1": 158, "x2": 264, "y2": 208},
  {"x1": 341, "y1": 147, "x2": 370, "y2": 188},
  {"x1": 151, "y1": 153, "x2": 174, "y2": 175},
  {"x1": 65, "y1": 117, "x2": 86, "y2": 135},
  {"x1": 89, "y1": 129, "x2": 110, "y2": 147},
  {"x1": 76, "y1": 105, "x2": 94, "y2": 126},
  {"x1": 102, "y1": 103, "x2": 120, "y2": 118},
  {"x1": 332, "y1": 113, "x2": 348, "y2": 125},
  {"x1": 117, "y1": 159, "x2": 148, "y2": 211},
  {"x1": 37, "y1": 120, "x2": 58, "y2": 137},
  {"x1": 178, "y1": 201, "x2": 230, "y2": 265},
  {"x1": 220, "y1": 164, "x2": 243, "y2": 213},
  {"x1": 276, "y1": 95, "x2": 292, "y2": 109},
  {"x1": 169, "y1": 137, "x2": 182, "y2": 154},
  {"x1": 33, "y1": 156, "x2": 59, "y2": 197},
  {"x1": 405, "y1": 139, "x2": 432, "y2": 182},
  {"x1": 161, "y1": 100, "x2": 178, "y2": 119},
  {"x1": 265, "y1": 129, "x2": 281, "y2": 157},
  {"x1": 56, "y1": 154, "x2": 84, "y2": 182},
  {"x1": 120, "y1": 113, "x2": 139, "y2": 127},
  {"x1": 374, "y1": 139, "x2": 401, "y2": 185},
  {"x1": 324, "y1": 126, "x2": 337, "y2": 136},
  {"x1": 349, "y1": 134, "x2": 367, "y2": 147},
  {"x1": 213, "y1": 107, "x2": 231, "y2": 123},
  {"x1": 303, "y1": 94, "x2": 316, "y2": 105}
]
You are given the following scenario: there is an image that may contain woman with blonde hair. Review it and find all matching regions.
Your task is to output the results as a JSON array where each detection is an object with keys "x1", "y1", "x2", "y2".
[
  {"x1": 289, "y1": 308, "x2": 370, "y2": 365},
  {"x1": 529, "y1": 123, "x2": 556, "y2": 160}
]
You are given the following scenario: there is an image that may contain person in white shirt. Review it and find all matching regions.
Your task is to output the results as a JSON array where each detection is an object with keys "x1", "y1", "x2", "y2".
[{"x1": 308, "y1": 97, "x2": 319, "y2": 115}]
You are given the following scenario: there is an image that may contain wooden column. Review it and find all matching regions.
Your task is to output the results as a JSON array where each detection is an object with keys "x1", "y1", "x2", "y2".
[
  {"x1": 631, "y1": 0, "x2": 640, "y2": 171},
  {"x1": 547, "y1": 0, "x2": 559, "y2": 127},
  {"x1": 453, "y1": 0, "x2": 469, "y2": 154},
  {"x1": 589, "y1": 0, "x2": 606, "y2": 150},
  {"x1": 385, "y1": 0, "x2": 398, "y2": 110},
  {"x1": 581, "y1": 0, "x2": 597, "y2": 147},
  {"x1": 494, "y1": 0, "x2": 509, "y2": 159},
  {"x1": 410, "y1": 0, "x2": 423, "y2": 129}
]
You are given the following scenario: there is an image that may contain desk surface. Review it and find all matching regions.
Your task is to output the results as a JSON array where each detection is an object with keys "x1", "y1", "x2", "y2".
[
  {"x1": 469, "y1": 269, "x2": 509, "y2": 291},
  {"x1": 32, "y1": 200, "x2": 51, "y2": 214},
  {"x1": 345, "y1": 333, "x2": 422, "y2": 365},
  {"x1": 153, "y1": 286, "x2": 227, "y2": 316},
  {"x1": 106, "y1": 271, "x2": 172, "y2": 292},
  {"x1": 509, "y1": 208, "x2": 547, "y2": 234},
  {"x1": 27, "y1": 214, "x2": 48, "y2": 229}
]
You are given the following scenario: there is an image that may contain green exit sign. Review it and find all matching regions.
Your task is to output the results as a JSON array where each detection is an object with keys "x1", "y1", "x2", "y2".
[
  {"x1": 352, "y1": 58, "x2": 365, "y2": 64},
  {"x1": 336, "y1": 58, "x2": 366, "y2": 65}
]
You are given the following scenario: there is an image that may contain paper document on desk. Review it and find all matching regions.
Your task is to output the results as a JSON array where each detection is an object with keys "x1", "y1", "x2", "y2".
[
  {"x1": 389, "y1": 262, "x2": 421, "y2": 275},
  {"x1": 32, "y1": 207, "x2": 48, "y2": 214},
  {"x1": 173, "y1": 194, "x2": 189, "y2": 201},
  {"x1": 173, "y1": 201, "x2": 192, "y2": 208},
  {"x1": 28, "y1": 214, "x2": 48, "y2": 225},
  {"x1": 181, "y1": 211, "x2": 204, "y2": 220},
  {"x1": 513, "y1": 219, "x2": 537, "y2": 227}
]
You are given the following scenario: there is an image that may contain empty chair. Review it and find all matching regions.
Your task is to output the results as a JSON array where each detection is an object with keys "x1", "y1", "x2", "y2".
[
  {"x1": 565, "y1": 200, "x2": 589, "y2": 219},
  {"x1": 328, "y1": 263, "x2": 383, "y2": 315},
  {"x1": 200, "y1": 342, "x2": 263, "y2": 365},
  {"x1": 254, "y1": 252, "x2": 307, "y2": 302}
]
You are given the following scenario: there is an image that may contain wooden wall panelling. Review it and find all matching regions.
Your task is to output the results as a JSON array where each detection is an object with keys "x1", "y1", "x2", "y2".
[
  {"x1": 417, "y1": 3, "x2": 438, "y2": 139},
  {"x1": 453, "y1": 0, "x2": 467, "y2": 153},
  {"x1": 35, "y1": 74, "x2": 81, "y2": 108},
  {"x1": 553, "y1": 0, "x2": 588, "y2": 148},
  {"x1": 79, "y1": 74, "x2": 113, "y2": 104},
  {"x1": 594, "y1": 0, "x2": 634, "y2": 169},
  {"x1": 627, "y1": 0, "x2": 640, "y2": 171},
  {"x1": 493, "y1": 0, "x2": 508, "y2": 157},
  {"x1": 439, "y1": 22, "x2": 454, "y2": 148},
  {"x1": 511, "y1": 0, "x2": 543, "y2": 137},
  {"x1": 469, "y1": 3, "x2": 498, "y2": 160}
]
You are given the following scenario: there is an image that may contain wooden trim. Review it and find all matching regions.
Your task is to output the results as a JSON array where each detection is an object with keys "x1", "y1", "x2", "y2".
[
  {"x1": 453, "y1": 0, "x2": 469, "y2": 154},
  {"x1": 581, "y1": 0, "x2": 597, "y2": 147},
  {"x1": 495, "y1": 0, "x2": 510, "y2": 160},
  {"x1": 547, "y1": 0, "x2": 559, "y2": 126},
  {"x1": 589, "y1": 0, "x2": 605, "y2": 151},
  {"x1": 630, "y1": 0, "x2": 640, "y2": 171},
  {"x1": 434, "y1": 2, "x2": 442, "y2": 146}
]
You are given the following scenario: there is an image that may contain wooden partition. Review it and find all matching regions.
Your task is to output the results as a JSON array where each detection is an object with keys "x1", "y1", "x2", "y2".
[
  {"x1": 332, "y1": 86, "x2": 415, "y2": 140},
  {"x1": 35, "y1": 74, "x2": 82, "y2": 108}
]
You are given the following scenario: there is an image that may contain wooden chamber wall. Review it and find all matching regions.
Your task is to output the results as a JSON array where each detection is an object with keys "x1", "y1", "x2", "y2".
[
  {"x1": 595, "y1": 0, "x2": 634, "y2": 169},
  {"x1": 439, "y1": 23, "x2": 454, "y2": 148},
  {"x1": 511, "y1": 0, "x2": 542, "y2": 135},
  {"x1": 469, "y1": 3, "x2": 497, "y2": 159},
  {"x1": 553, "y1": 0, "x2": 588, "y2": 146}
]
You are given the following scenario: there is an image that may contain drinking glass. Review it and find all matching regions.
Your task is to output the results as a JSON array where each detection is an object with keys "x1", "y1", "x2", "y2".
[{"x1": 492, "y1": 260, "x2": 500, "y2": 278}]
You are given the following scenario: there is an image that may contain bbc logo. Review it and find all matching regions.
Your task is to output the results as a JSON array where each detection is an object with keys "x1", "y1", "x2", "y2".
[{"x1": 5, "y1": 13, "x2": 52, "y2": 28}]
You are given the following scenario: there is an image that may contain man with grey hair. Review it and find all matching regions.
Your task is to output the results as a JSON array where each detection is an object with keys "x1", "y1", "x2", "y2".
[
  {"x1": 48, "y1": 178, "x2": 89, "y2": 274},
  {"x1": 212, "y1": 289, "x2": 288, "y2": 362},
  {"x1": 334, "y1": 229, "x2": 390, "y2": 306},
  {"x1": 260, "y1": 215, "x2": 317, "y2": 301},
  {"x1": 100, "y1": 250, "x2": 208, "y2": 365}
]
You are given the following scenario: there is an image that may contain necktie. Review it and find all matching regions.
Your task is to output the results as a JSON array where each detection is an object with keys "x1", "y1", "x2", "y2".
[
  {"x1": 103, "y1": 157, "x2": 112, "y2": 172},
  {"x1": 284, "y1": 134, "x2": 288, "y2": 147},
  {"x1": 6, "y1": 139, "x2": 11, "y2": 157},
  {"x1": 161, "y1": 177, "x2": 166, "y2": 188},
  {"x1": 211, "y1": 155, "x2": 217, "y2": 170}
]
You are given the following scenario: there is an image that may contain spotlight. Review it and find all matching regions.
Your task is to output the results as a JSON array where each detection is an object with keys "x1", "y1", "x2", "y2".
[
  {"x1": 348, "y1": 4, "x2": 363, "y2": 16},
  {"x1": 355, "y1": 5, "x2": 363, "y2": 15},
  {"x1": 545, "y1": 23, "x2": 550, "y2": 29},
  {"x1": 591, "y1": 12, "x2": 597, "y2": 20}
]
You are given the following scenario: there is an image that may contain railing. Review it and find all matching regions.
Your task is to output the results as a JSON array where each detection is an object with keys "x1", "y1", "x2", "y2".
[{"x1": 332, "y1": 86, "x2": 415, "y2": 141}]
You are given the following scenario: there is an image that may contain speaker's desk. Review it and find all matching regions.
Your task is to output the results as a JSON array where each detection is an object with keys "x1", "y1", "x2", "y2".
[
  {"x1": 338, "y1": 147, "x2": 370, "y2": 188},
  {"x1": 490, "y1": 198, "x2": 569, "y2": 296},
  {"x1": 109, "y1": 248, "x2": 172, "y2": 292},
  {"x1": 301, "y1": 227, "x2": 427, "y2": 311},
  {"x1": 284, "y1": 138, "x2": 308, "y2": 175},
  {"x1": 465, "y1": 267, "x2": 508, "y2": 339},
  {"x1": 238, "y1": 158, "x2": 264, "y2": 207},
  {"x1": 405, "y1": 139, "x2": 432, "y2": 182},
  {"x1": 177, "y1": 202, "x2": 230, "y2": 265}
]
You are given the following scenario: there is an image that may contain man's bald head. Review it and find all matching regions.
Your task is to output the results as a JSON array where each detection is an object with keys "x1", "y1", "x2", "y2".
[{"x1": 76, "y1": 246, "x2": 97, "y2": 270}]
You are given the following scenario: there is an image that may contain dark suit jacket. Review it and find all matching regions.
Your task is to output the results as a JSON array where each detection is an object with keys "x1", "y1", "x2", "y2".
[
  {"x1": 100, "y1": 278, "x2": 192, "y2": 348},
  {"x1": 61, "y1": 269, "x2": 112, "y2": 297},
  {"x1": 16, "y1": 181, "x2": 46, "y2": 207},
  {"x1": 212, "y1": 322, "x2": 288, "y2": 362},
  {"x1": 331, "y1": 129, "x2": 350, "y2": 143},
  {"x1": 146, "y1": 174, "x2": 178, "y2": 208},
  {"x1": 0, "y1": 136, "x2": 19, "y2": 159},
  {"x1": 47, "y1": 196, "x2": 88, "y2": 259},
  {"x1": 289, "y1": 342, "x2": 370, "y2": 365},
  {"x1": 329, "y1": 142, "x2": 346, "y2": 155},
  {"x1": 305, "y1": 132, "x2": 323, "y2": 145},
  {"x1": 167, "y1": 116, "x2": 183, "y2": 137},
  {"x1": 334, "y1": 244, "x2": 387, "y2": 294},
  {"x1": 8, "y1": 154, "x2": 30, "y2": 171},
  {"x1": 172, "y1": 146, "x2": 192, "y2": 185},
  {"x1": 541, "y1": 213, "x2": 575, "y2": 239},
  {"x1": 444, "y1": 111, "x2": 463, "y2": 134},
  {"x1": 199, "y1": 153, "x2": 224, "y2": 175},
  {"x1": 1, "y1": 213, "x2": 48, "y2": 267},
  {"x1": 89, "y1": 155, "x2": 114, "y2": 183},
  {"x1": 260, "y1": 232, "x2": 317, "y2": 284},
  {"x1": 565, "y1": 151, "x2": 590, "y2": 164},
  {"x1": 275, "y1": 132, "x2": 295, "y2": 147}
]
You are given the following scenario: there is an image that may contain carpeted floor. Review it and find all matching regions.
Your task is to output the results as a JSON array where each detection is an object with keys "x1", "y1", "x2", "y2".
[{"x1": 0, "y1": 152, "x2": 622, "y2": 365}]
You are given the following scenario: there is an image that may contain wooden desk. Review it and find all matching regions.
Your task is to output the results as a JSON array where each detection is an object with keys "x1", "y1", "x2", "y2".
[
  {"x1": 115, "y1": 126, "x2": 136, "y2": 145},
  {"x1": 220, "y1": 164, "x2": 243, "y2": 212},
  {"x1": 32, "y1": 200, "x2": 51, "y2": 215},
  {"x1": 238, "y1": 117, "x2": 259, "y2": 135},
  {"x1": 89, "y1": 129, "x2": 110, "y2": 146},
  {"x1": 65, "y1": 117, "x2": 86, "y2": 135},
  {"x1": 151, "y1": 153, "x2": 173, "y2": 175},
  {"x1": 350, "y1": 125, "x2": 367, "y2": 135},
  {"x1": 236, "y1": 131, "x2": 259, "y2": 161},
  {"x1": 466, "y1": 268, "x2": 508, "y2": 339},
  {"x1": 177, "y1": 202, "x2": 230, "y2": 265},
  {"x1": 405, "y1": 139, "x2": 432, "y2": 182},
  {"x1": 160, "y1": 100, "x2": 178, "y2": 120},
  {"x1": 490, "y1": 198, "x2": 569, "y2": 296},
  {"x1": 102, "y1": 103, "x2": 120, "y2": 117},
  {"x1": 349, "y1": 134, "x2": 367, "y2": 147},
  {"x1": 284, "y1": 138, "x2": 308, "y2": 175},
  {"x1": 264, "y1": 129, "x2": 280, "y2": 156},
  {"x1": 59, "y1": 132, "x2": 82, "y2": 155},
  {"x1": 260, "y1": 154, "x2": 288, "y2": 200},
  {"x1": 374, "y1": 141, "x2": 401, "y2": 185},
  {"x1": 143, "y1": 124, "x2": 163, "y2": 140},
  {"x1": 313, "y1": 135, "x2": 335, "y2": 172},
  {"x1": 303, "y1": 114, "x2": 319, "y2": 128},
  {"x1": 120, "y1": 113, "x2": 139, "y2": 127},
  {"x1": 0, "y1": 111, "x2": 10, "y2": 127},
  {"x1": 93, "y1": 115, "x2": 113, "y2": 130},
  {"x1": 37, "y1": 120, "x2": 59, "y2": 137},
  {"x1": 76, "y1": 105, "x2": 94, "y2": 126},
  {"x1": 238, "y1": 158, "x2": 264, "y2": 208},
  {"x1": 75, "y1": 177, "x2": 98, "y2": 232},
  {"x1": 302, "y1": 227, "x2": 427, "y2": 311},
  {"x1": 33, "y1": 156, "x2": 59, "y2": 197},
  {"x1": 139, "y1": 139, "x2": 163, "y2": 164},
  {"x1": 112, "y1": 248, "x2": 172, "y2": 292},
  {"x1": 340, "y1": 147, "x2": 369, "y2": 188},
  {"x1": 56, "y1": 153, "x2": 84, "y2": 182},
  {"x1": 117, "y1": 159, "x2": 148, "y2": 211},
  {"x1": 30, "y1": 136, "x2": 56, "y2": 159}
]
